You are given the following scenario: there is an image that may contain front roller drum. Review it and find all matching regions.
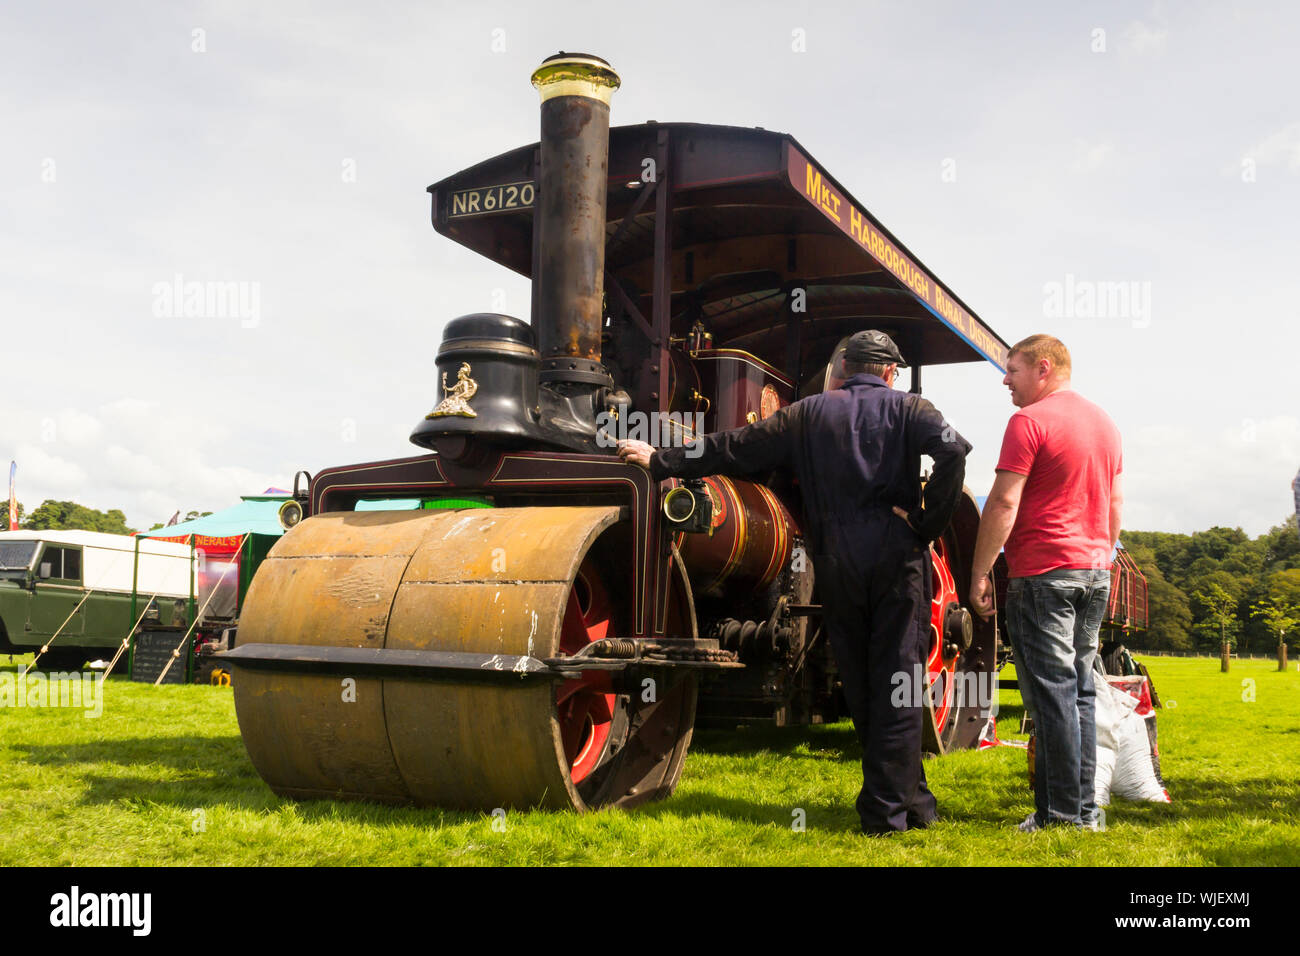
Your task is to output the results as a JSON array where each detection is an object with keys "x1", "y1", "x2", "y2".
[{"x1": 230, "y1": 506, "x2": 697, "y2": 812}]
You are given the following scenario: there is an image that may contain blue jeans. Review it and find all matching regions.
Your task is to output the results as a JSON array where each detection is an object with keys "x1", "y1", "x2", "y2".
[{"x1": 1006, "y1": 568, "x2": 1110, "y2": 827}]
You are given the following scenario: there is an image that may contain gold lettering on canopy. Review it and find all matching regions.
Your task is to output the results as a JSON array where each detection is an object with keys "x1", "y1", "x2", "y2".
[{"x1": 788, "y1": 145, "x2": 1007, "y2": 369}]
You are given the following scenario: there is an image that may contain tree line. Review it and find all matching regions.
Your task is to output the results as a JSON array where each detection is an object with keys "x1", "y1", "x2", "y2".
[
  {"x1": 1122, "y1": 519, "x2": 1300, "y2": 655},
  {"x1": 7, "y1": 500, "x2": 211, "y2": 535}
]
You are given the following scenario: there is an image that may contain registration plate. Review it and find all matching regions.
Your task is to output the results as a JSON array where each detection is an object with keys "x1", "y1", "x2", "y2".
[{"x1": 447, "y1": 181, "x2": 536, "y2": 219}]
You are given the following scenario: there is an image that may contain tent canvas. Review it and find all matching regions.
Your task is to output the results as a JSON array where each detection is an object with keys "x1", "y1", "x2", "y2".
[
  {"x1": 140, "y1": 496, "x2": 287, "y2": 620},
  {"x1": 142, "y1": 496, "x2": 290, "y2": 548}
]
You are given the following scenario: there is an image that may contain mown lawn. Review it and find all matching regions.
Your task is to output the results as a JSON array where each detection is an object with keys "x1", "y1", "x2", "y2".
[{"x1": 0, "y1": 655, "x2": 1296, "y2": 866}]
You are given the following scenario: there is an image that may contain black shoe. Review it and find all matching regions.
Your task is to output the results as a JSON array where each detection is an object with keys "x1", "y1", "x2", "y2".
[{"x1": 906, "y1": 814, "x2": 939, "y2": 830}]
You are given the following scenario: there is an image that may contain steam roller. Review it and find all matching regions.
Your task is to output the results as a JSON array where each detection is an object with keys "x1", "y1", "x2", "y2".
[{"x1": 223, "y1": 52, "x2": 1011, "y2": 811}]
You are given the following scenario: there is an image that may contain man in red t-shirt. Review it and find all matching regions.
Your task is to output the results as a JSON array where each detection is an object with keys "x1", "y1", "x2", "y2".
[{"x1": 970, "y1": 334, "x2": 1123, "y2": 831}]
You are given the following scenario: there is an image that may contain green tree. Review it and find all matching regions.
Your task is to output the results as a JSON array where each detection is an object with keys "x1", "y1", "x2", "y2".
[
  {"x1": 1220, "y1": 543, "x2": 1265, "y2": 577},
  {"x1": 1188, "y1": 526, "x2": 1251, "y2": 565},
  {"x1": 1191, "y1": 580, "x2": 1241, "y2": 670},
  {"x1": 1145, "y1": 575, "x2": 1194, "y2": 651},
  {"x1": 1199, "y1": 569, "x2": 1244, "y2": 604},
  {"x1": 1123, "y1": 517, "x2": 1300, "y2": 654},
  {"x1": 22, "y1": 500, "x2": 135, "y2": 535},
  {"x1": 1250, "y1": 595, "x2": 1300, "y2": 670},
  {"x1": 1125, "y1": 544, "x2": 1193, "y2": 650},
  {"x1": 1267, "y1": 568, "x2": 1300, "y2": 608},
  {"x1": 1258, "y1": 518, "x2": 1300, "y2": 571}
]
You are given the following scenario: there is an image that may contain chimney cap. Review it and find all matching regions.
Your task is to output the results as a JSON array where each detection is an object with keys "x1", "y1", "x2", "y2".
[
  {"x1": 540, "y1": 51, "x2": 612, "y2": 67},
  {"x1": 531, "y1": 53, "x2": 621, "y2": 104}
]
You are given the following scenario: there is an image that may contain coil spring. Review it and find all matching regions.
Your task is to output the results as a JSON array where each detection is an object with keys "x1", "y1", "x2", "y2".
[
  {"x1": 591, "y1": 639, "x2": 639, "y2": 659},
  {"x1": 707, "y1": 618, "x2": 789, "y2": 654}
]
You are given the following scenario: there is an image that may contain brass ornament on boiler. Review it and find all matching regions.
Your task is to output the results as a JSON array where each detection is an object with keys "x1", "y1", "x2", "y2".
[{"x1": 427, "y1": 362, "x2": 479, "y2": 419}]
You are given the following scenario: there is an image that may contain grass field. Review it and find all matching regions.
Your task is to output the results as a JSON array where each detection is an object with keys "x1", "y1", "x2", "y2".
[{"x1": 1, "y1": 655, "x2": 1296, "y2": 866}]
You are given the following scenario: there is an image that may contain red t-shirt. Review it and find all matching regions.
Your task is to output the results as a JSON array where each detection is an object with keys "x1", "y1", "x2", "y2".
[{"x1": 996, "y1": 389, "x2": 1122, "y2": 578}]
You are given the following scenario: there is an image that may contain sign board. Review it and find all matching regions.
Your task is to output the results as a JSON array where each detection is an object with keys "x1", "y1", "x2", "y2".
[
  {"x1": 447, "y1": 180, "x2": 536, "y2": 220},
  {"x1": 785, "y1": 143, "x2": 1008, "y2": 370},
  {"x1": 130, "y1": 630, "x2": 192, "y2": 684}
]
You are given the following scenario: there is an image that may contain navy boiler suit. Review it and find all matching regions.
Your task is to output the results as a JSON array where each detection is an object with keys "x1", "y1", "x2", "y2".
[{"x1": 651, "y1": 372, "x2": 971, "y2": 832}]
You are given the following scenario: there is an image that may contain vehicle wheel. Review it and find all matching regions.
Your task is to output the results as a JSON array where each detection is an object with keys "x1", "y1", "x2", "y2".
[
  {"x1": 31, "y1": 648, "x2": 88, "y2": 672},
  {"x1": 231, "y1": 507, "x2": 697, "y2": 811},
  {"x1": 922, "y1": 530, "x2": 993, "y2": 754}
]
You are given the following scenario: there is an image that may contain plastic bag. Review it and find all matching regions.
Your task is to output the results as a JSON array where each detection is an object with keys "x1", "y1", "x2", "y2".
[{"x1": 1095, "y1": 675, "x2": 1170, "y2": 805}]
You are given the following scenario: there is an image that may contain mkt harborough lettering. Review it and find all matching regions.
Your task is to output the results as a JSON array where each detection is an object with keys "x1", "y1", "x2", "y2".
[
  {"x1": 804, "y1": 165, "x2": 842, "y2": 222},
  {"x1": 847, "y1": 205, "x2": 930, "y2": 301},
  {"x1": 792, "y1": 148, "x2": 1009, "y2": 369}
]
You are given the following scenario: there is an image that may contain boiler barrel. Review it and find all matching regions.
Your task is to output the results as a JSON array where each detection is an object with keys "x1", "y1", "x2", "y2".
[{"x1": 674, "y1": 476, "x2": 796, "y2": 598}]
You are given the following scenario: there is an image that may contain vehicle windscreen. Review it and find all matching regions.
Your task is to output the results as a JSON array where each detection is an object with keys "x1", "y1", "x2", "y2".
[{"x1": 0, "y1": 541, "x2": 38, "y2": 570}]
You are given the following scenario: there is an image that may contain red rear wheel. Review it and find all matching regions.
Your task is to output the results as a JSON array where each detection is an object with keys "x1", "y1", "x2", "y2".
[
  {"x1": 925, "y1": 535, "x2": 961, "y2": 737},
  {"x1": 556, "y1": 560, "x2": 619, "y2": 785},
  {"x1": 551, "y1": 542, "x2": 698, "y2": 807}
]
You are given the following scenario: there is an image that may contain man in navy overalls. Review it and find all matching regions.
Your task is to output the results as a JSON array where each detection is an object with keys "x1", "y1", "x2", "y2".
[{"x1": 619, "y1": 330, "x2": 971, "y2": 834}]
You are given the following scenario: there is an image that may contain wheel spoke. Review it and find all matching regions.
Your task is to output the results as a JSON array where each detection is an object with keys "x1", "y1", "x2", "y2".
[
  {"x1": 926, "y1": 537, "x2": 959, "y2": 734},
  {"x1": 556, "y1": 558, "x2": 619, "y2": 785}
]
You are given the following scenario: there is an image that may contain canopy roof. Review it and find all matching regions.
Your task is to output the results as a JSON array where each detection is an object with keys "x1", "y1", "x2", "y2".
[
  {"x1": 429, "y1": 123, "x2": 1009, "y2": 374},
  {"x1": 140, "y1": 496, "x2": 287, "y2": 546}
]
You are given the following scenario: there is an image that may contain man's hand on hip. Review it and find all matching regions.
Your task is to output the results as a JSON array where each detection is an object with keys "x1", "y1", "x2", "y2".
[
  {"x1": 890, "y1": 506, "x2": 919, "y2": 535},
  {"x1": 617, "y1": 440, "x2": 655, "y2": 470}
]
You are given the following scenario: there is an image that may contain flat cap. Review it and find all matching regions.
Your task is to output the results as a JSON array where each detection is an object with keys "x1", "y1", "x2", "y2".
[{"x1": 844, "y1": 329, "x2": 908, "y2": 368}]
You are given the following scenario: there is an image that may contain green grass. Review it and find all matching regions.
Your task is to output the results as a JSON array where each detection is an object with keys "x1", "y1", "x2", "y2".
[{"x1": 1, "y1": 655, "x2": 1296, "y2": 866}]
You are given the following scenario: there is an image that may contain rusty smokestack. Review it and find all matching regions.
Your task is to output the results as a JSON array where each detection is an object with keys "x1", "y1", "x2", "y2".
[{"x1": 530, "y1": 53, "x2": 620, "y2": 386}]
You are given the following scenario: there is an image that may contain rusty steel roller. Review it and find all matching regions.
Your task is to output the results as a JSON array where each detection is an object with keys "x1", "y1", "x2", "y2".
[
  {"x1": 231, "y1": 506, "x2": 697, "y2": 811},
  {"x1": 672, "y1": 476, "x2": 795, "y2": 599}
]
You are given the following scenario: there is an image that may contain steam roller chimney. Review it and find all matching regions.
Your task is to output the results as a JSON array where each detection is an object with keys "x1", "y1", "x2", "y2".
[
  {"x1": 530, "y1": 52, "x2": 621, "y2": 386},
  {"x1": 409, "y1": 53, "x2": 624, "y2": 459}
]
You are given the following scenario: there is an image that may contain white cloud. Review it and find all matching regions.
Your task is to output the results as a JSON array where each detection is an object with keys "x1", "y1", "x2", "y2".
[
  {"x1": 101, "y1": 444, "x2": 164, "y2": 488},
  {"x1": 1123, "y1": 20, "x2": 1169, "y2": 53},
  {"x1": 1070, "y1": 141, "x2": 1114, "y2": 173},
  {"x1": 1242, "y1": 122, "x2": 1300, "y2": 172},
  {"x1": 4, "y1": 403, "x2": 276, "y2": 529},
  {"x1": 53, "y1": 409, "x2": 104, "y2": 446},
  {"x1": 12, "y1": 444, "x2": 88, "y2": 494},
  {"x1": 1124, "y1": 416, "x2": 1300, "y2": 535}
]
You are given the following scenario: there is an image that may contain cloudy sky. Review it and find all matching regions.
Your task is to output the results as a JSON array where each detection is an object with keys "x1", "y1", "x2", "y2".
[{"x1": 2, "y1": 0, "x2": 1297, "y2": 535}]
